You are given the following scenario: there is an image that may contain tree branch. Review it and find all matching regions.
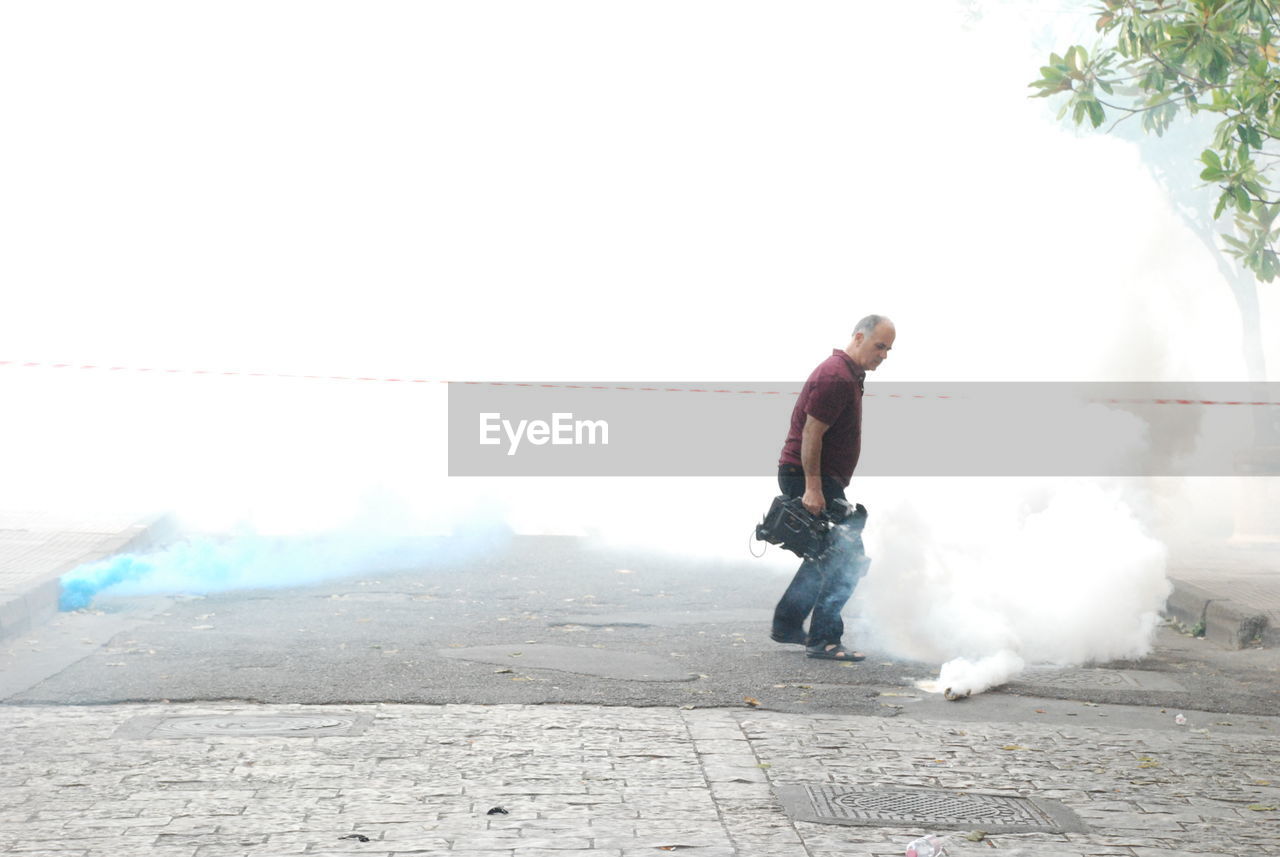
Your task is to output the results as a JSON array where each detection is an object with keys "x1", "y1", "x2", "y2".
[
  {"x1": 1222, "y1": 186, "x2": 1280, "y2": 206},
  {"x1": 1225, "y1": 113, "x2": 1280, "y2": 141},
  {"x1": 1149, "y1": 51, "x2": 1214, "y2": 88},
  {"x1": 1106, "y1": 111, "x2": 1136, "y2": 133},
  {"x1": 1095, "y1": 94, "x2": 1193, "y2": 113},
  {"x1": 1093, "y1": 90, "x2": 1204, "y2": 132}
]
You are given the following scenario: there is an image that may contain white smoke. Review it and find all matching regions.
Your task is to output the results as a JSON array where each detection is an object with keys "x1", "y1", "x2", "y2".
[
  {"x1": 932, "y1": 652, "x2": 1026, "y2": 700},
  {"x1": 0, "y1": 1, "x2": 1273, "y2": 637},
  {"x1": 858, "y1": 479, "x2": 1171, "y2": 696}
]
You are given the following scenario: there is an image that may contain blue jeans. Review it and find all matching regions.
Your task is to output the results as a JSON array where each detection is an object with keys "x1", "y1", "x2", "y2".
[{"x1": 771, "y1": 465, "x2": 871, "y2": 648}]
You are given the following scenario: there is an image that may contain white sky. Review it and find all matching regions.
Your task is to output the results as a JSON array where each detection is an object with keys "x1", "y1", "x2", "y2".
[{"x1": 1, "y1": 1, "x2": 1275, "y2": 539}]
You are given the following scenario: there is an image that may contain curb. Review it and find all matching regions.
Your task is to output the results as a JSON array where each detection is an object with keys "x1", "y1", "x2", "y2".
[
  {"x1": 1163, "y1": 578, "x2": 1275, "y2": 650},
  {"x1": 0, "y1": 515, "x2": 177, "y2": 644}
]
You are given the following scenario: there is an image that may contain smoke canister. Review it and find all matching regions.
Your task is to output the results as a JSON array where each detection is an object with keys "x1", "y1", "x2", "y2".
[{"x1": 905, "y1": 835, "x2": 948, "y2": 857}]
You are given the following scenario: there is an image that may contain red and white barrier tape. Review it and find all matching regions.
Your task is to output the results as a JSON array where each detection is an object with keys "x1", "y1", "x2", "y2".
[{"x1": 1, "y1": 359, "x2": 1277, "y2": 404}]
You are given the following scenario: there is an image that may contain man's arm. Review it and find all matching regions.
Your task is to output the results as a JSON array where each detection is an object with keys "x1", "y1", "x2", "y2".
[{"x1": 799, "y1": 413, "x2": 830, "y2": 515}]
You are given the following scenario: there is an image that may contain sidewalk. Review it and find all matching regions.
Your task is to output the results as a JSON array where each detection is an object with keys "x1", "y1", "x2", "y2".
[
  {"x1": 0, "y1": 701, "x2": 1276, "y2": 857},
  {"x1": 0, "y1": 512, "x2": 172, "y2": 644},
  {"x1": 1165, "y1": 543, "x2": 1280, "y2": 649}
]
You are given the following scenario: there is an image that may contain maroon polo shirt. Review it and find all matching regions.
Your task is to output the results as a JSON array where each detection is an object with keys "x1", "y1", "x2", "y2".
[{"x1": 778, "y1": 349, "x2": 866, "y2": 486}]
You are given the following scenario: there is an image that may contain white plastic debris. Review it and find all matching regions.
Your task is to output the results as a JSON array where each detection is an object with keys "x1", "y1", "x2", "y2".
[{"x1": 905, "y1": 834, "x2": 949, "y2": 857}]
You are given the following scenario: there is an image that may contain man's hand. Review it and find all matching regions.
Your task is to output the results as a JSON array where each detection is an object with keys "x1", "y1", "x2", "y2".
[{"x1": 801, "y1": 487, "x2": 825, "y2": 516}]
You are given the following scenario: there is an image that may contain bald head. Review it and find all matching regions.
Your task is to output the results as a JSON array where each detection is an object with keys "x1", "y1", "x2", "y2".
[
  {"x1": 853, "y1": 315, "x2": 890, "y2": 338},
  {"x1": 847, "y1": 315, "x2": 895, "y2": 371}
]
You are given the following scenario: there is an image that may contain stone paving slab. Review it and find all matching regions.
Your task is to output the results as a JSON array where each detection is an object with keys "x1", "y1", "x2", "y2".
[
  {"x1": 0, "y1": 532, "x2": 133, "y2": 590},
  {"x1": 741, "y1": 709, "x2": 1280, "y2": 857},
  {"x1": 0, "y1": 703, "x2": 1276, "y2": 856}
]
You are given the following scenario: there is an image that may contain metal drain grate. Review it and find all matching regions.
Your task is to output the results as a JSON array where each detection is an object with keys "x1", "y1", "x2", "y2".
[
  {"x1": 114, "y1": 712, "x2": 373, "y2": 739},
  {"x1": 1015, "y1": 668, "x2": 1186, "y2": 692},
  {"x1": 775, "y1": 785, "x2": 1088, "y2": 834}
]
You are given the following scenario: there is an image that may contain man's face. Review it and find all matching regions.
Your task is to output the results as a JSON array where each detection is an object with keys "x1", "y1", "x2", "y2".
[{"x1": 851, "y1": 322, "x2": 895, "y2": 371}]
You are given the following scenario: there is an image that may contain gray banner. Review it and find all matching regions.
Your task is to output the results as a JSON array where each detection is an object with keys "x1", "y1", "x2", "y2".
[{"x1": 447, "y1": 382, "x2": 1280, "y2": 477}]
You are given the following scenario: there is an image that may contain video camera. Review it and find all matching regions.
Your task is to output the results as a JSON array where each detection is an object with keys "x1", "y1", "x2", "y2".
[{"x1": 754, "y1": 495, "x2": 868, "y2": 561}]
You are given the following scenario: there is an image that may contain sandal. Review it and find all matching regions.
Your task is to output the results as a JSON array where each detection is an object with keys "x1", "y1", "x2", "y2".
[
  {"x1": 805, "y1": 643, "x2": 865, "y2": 661},
  {"x1": 770, "y1": 629, "x2": 808, "y2": 645}
]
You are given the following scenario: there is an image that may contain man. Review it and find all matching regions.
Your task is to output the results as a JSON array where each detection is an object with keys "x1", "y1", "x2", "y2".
[{"x1": 771, "y1": 314, "x2": 895, "y2": 660}]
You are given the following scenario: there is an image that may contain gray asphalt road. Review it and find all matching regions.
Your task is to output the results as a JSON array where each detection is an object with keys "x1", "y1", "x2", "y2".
[{"x1": 4, "y1": 536, "x2": 1278, "y2": 729}]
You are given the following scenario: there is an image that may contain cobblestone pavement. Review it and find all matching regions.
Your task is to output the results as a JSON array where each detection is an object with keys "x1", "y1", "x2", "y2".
[{"x1": 1, "y1": 703, "x2": 1277, "y2": 857}]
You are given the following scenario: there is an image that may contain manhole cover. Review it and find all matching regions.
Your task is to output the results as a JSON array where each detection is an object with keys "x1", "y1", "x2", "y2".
[
  {"x1": 775, "y1": 786, "x2": 1088, "y2": 834},
  {"x1": 1016, "y1": 668, "x2": 1186, "y2": 692},
  {"x1": 114, "y1": 712, "x2": 373, "y2": 739}
]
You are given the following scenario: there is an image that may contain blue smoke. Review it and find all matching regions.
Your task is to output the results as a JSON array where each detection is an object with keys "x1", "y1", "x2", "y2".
[
  {"x1": 59, "y1": 554, "x2": 157, "y2": 610},
  {"x1": 58, "y1": 519, "x2": 511, "y2": 610}
]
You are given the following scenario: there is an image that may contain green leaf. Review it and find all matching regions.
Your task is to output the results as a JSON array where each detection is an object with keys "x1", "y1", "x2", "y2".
[
  {"x1": 1222, "y1": 234, "x2": 1249, "y2": 251},
  {"x1": 1214, "y1": 118, "x2": 1235, "y2": 148},
  {"x1": 1201, "y1": 167, "x2": 1227, "y2": 181},
  {"x1": 1235, "y1": 185, "x2": 1253, "y2": 213},
  {"x1": 1067, "y1": 46, "x2": 1080, "y2": 73},
  {"x1": 1202, "y1": 149, "x2": 1223, "y2": 170},
  {"x1": 1215, "y1": 194, "x2": 1230, "y2": 219},
  {"x1": 1086, "y1": 99, "x2": 1105, "y2": 128}
]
